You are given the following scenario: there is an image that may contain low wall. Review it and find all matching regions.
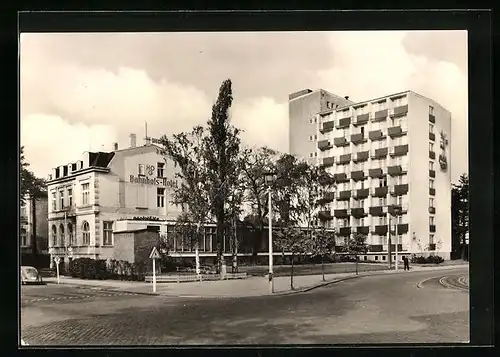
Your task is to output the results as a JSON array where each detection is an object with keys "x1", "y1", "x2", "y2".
[{"x1": 144, "y1": 272, "x2": 247, "y2": 283}]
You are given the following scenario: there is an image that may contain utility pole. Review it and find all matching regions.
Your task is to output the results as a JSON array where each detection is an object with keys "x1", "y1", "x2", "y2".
[{"x1": 386, "y1": 210, "x2": 392, "y2": 269}]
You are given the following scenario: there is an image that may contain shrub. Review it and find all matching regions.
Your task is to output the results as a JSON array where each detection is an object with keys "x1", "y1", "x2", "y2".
[
  {"x1": 67, "y1": 257, "x2": 148, "y2": 281},
  {"x1": 410, "y1": 254, "x2": 444, "y2": 264}
]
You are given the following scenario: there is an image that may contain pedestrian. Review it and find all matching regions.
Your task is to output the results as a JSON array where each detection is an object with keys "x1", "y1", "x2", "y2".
[{"x1": 403, "y1": 256, "x2": 410, "y2": 271}]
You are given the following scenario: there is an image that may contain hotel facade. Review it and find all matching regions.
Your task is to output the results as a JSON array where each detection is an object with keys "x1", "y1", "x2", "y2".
[{"x1": 290, "y1": 89, "x2": 452, "y2": 260}]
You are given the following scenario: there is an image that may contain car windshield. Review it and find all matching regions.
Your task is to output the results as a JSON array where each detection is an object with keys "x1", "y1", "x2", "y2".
[{"x1": 22, "y1": 267, "x2": 38, "y2": 278}]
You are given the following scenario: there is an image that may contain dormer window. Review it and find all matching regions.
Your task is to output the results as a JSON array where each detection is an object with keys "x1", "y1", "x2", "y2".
[{"x1": 55, "y1": 168, "x2": 60, "y2": 179}]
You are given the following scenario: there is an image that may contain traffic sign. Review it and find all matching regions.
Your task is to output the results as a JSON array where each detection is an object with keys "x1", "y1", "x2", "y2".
[{"x1": 149, "y1": 246, "x2": 161, "y2": 259}]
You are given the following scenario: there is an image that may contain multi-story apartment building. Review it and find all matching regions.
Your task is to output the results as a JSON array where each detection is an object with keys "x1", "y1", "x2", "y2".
[
  {"x1": 20, "y1": 196, "x2": 49, "y2": 255},
  {"x1": 289, "y1": 89, "x2": 353, "y2": 164},
  {"x1": 314, "y1": 90, "x2": 452, "y2": 260}
]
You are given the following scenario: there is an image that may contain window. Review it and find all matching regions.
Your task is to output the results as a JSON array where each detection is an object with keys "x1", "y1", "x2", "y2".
[
  {"x1": 103, "y1": 221, "x2": 113, "y2": 246},
  {"x1": 314, "y1": 134, "x2": 317, "y2": 140},
  {"x1": 82, "y1": 221, "x2": 90, "y2": 246},
  {"x1": 379, "y1": 197, "x2": 386, "y2": 206},
  {"x1": 375, "y1": 256, "x2": 379, "y2": 261},
  {"x1": 382, "y1": 256, "x2": 386, "y2": 261},
  {"x1": 429, "y1": 123, "x2": 434, "y2": 133},
  {"x1": 429, "y1": 143, "x2": 434, "y2": 151},
  {"x1": 429, "y1": 161, "x2": 434, "y2": 171},
  {"x1": 59, "y1": 189, "x2": 65, "y2": 208},
  {"x1": 205, "y1": 227, "x2": 216, "y2": 252},
  {"x1": 309, "y1": 118, "x2": 313, "y2": 124},
  {"x1": 81, "y1": 183, "x2": 90, "y2": 206},
  {"x1": 429, "y1": 179, "x2": 435, "y2": 189},
  {"x1": 21, "y1": 229, "x2": 27, "y2": 246},
  {"x1": 68, "y1": 223, "x2": 75, "y2": 246},
  {"x1": 51, "y1": 225, "x2": 57, "y2": 247},
  {"x1": 314, "y1": 152, "x2": 318, "y2": 157},
  {"x1": 309, "y1": 153, "x2": 313, "y2": 158},
  {"x1": 360, "y1": 218, "x2": 365, "y2": 226},
  {"x1": 51, "y1": 191, "x2": 57, "y2": 211},
  {"x1": 309, "y1": 135, "x2": 313, "y2": 141},
  {"x1": 157, "y1": 163, "x2": 165, "y2": 178},
  {"x1": 68, "y1": 188, "x2": 73, "y2": 206},
  {"x1": 429, "y1": 106, "x2": 435, "y2": 115},
  {"x1": 314, "y1": 117, "x2": 317, "y2": 123},
  {"x1": 138, "y1": 164, "x2": 145, "y2": 176},
  {"x1": 59, "y1": 224, "x2": 65, "y2": 247},
  {"x1": 157, "y1": 188, "x2": 165, "y2": 208},
  {"x1": 429, "y1": 234, "x2": 434, "y2": 244},
  {"x1": 429, "y1": 216, "x2": 435, "y2": 225},
  {"x1": 429, "y1": 198, "x2": 434, "y2": 207}
]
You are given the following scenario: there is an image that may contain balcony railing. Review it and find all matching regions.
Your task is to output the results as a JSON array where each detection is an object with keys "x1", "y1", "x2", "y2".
[
  {"x1": 388, "y1": 126, "x2": 407, "y2": 138},
  {"x1": 372, "y1": 109, "x2": 388, "y2": 122},
  {"x1": 353, "y1": 151, "x2": 369, "y2": 162},
  {"x1": 387, "y1": 204, "x2": 404, "y2": 216},
  {"x1": 337, "y1": 117, "x2": 351, "y2": 128},
  {"x1": 351, "y1": 170, "x2": 365, "y2": 181},
  {"x1": 334, "y1": 173, "x2": 349, "y2": 183},
  {"x1": 430, "y1": 225, "x2": 436, "y2": 233},
  {"x1": 373, "y1": 186, "x2": 388, "y2": 197},
  {"x1": 429, "y1": 151, "x2": 436, "y2": 159},
  {"x1": 321, "y1": 156, "x2": 335, "y2": 167},
  {"x1": 354, "y1": 188, "x2": 370, "y2": 199},
  {"x1": 338, "y1": 227, "x2": 351, "y2": 236},
  {"x1": 353, "y1": 113, "x2": 369, "y2": 126},
  {"x1": 318, "y1": 210, "x2": 333, "y2": 221},
  {"x1": 429, "y1": 132, "x2": 436, "y2": 141},
  {"x1": 387, "y1": 165, "x2": 407, "y2": 176},
  {"x1": 338, "y1": 153, "x2": 352, "y2": 164},
  {"x1": 334, "y1": 137, "x2": 349, "y2": 147},
  {"x1": 391, "y1": 184, "x2": 409, "y2": 196},
  {"x1": 350, "y1": 133, "x2": 366, "y2": 144},
  {"x1": 318, "y1": 140, "x2": 333, "y2": 151},
  {"x1": 429, "y1": 206, "x2": 436, "y2": 214},
  {"x1": 369, "y1": 129, "x2": 385, "y2": 141},
  {"x1": 356, "y1": 226, "x2": 370, "y2": 235},
  {"x1": 429, "y1": 170, "x2": 436, "y2": 178},
  {"x1": 390, "y1": 104, "x2": 408, "y2": 118},
  {"x1": 428, "y1": 243, "x2": 436, "y2": 251},
  {"x1": 429, "y1": 114, "x2": 436, "y2": 123},
  {"x1": 334, "y1": 209, "x2": 349, "y2": 218},
  {"x1": 320, "y1": 120, "x2": 335, "y2": 133},
  {"x1": 369, "y1": 168, "x2": 385, "y2": 178},
  {"x1": 370, "y1": 244, "x2": 383, "y2": 252},
  {"x1": 390, "y1": 144, "x2": 409, "y2": 157},
  {"x1": 351, "y1": 207, "x2": 366, "y2": 218},
  {"x1": 369, "y1": 206, "x2": 385, "y2": 216},
  {"x1": 337, "y1": 190, "x2": 352, "y2": 201},
  {"x1": 373, "y1": 225, "x2": 388, "y2": 235},
  {"x1": 429, "y1": 188, "x2": 436, "y2": 196},
  {"x1": 372, "y1": 147, "x2": 388, "y2": 159}
]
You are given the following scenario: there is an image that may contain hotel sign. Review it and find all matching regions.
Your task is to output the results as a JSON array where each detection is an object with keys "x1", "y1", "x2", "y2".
[{"x1": 130, "y1": 175, "x2": 178, "y2": 188}]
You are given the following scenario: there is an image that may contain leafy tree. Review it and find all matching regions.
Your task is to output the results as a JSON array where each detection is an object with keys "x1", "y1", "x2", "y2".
[
  {"x1": 340, "y1": 233, "x2": 369, "y2": 275},
  {"x1": 20, "y1": 146, "x2": 47, "y2": 258},
  {"x1": 203, "y1": 79, "x2": 242, "y2": 273},
  {"x1": 240, "y1": 146, "x2": 278, "y2": 262},
  {"x1": 311, "y1": 226, "x2": 336, "y2": 281},
  {"x1": 275, "y1": 226, "x2": 311, "y2": 290},
  {"x1": 451, "y1": 173, "x2": 469, "y2": 260}
]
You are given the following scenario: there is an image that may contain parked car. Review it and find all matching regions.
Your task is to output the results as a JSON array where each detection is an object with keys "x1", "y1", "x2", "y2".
[{"x1": 20, "y1": 266, "x2": 43, "y2": 285}]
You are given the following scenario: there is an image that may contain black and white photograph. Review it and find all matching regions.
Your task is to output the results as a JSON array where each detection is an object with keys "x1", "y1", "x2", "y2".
[{"x1": 19, "y1": 23, "x2": 474, "y2": 346}]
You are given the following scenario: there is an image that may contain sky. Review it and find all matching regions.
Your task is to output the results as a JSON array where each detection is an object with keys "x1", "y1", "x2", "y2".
[{"x1": 20, "y1": 31, "x2": 468, "y2": 183}]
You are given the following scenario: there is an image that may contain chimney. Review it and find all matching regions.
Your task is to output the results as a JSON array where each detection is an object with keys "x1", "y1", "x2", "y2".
[
  {"x1": 129, "y1": 134, "x2": 136, "y2": 148},
  {"x1": 345, "y1": 96, "x2": 349, "y2": 100},
  {"x1": 112, "y1": 142, "x2": 118, "y2": 151}
]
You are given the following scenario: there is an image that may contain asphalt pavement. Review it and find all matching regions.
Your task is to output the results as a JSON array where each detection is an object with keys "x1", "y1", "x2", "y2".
[{"x1": 20, "y1": 266, "x2": 469, "y2": 345}]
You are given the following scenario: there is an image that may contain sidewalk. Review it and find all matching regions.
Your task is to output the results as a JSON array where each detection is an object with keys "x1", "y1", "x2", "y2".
[{"x1": 43, "y1": 262, "x2": 468, "y2": 298}]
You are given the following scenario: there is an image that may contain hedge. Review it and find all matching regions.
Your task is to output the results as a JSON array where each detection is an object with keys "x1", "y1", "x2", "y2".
[
  {"x1": 68, "y1": 258, "x2": 149, "y2": 281},
  {"x1": 410, "y1": 254, "x2": 444, "y2": 264}
]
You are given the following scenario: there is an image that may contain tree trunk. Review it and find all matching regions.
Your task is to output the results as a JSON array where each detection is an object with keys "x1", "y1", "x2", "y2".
[
  {"x1": 321, "y1": 254, "x2": 325, "y2": 281},
  {"x1": 355, "y1": 255, "x2": 358, "y2": 275},
  {"x1": 31, "y1": 197, "x2": 38, "y2": 259},
  {"x1": 290, "y1": 253, "x2": 295, "y2": 290}
]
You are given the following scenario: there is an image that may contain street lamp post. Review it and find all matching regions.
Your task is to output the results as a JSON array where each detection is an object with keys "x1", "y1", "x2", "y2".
[{"x1": 264, "y1": 172, "x2": 277, "y2": 294}]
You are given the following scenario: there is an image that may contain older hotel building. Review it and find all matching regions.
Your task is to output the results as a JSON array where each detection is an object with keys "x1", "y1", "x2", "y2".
[{"x1": 291, "y1": 89, "x2": 452, "y2": 260}]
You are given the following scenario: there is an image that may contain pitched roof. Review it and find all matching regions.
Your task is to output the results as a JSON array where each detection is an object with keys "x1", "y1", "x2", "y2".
[{"x1": 88, "y1": 152, "x2": 115, "y2": 168}]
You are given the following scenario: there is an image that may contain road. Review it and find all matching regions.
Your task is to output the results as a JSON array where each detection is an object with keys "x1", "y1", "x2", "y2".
[{"x1": 20, "y1": 267, "x2": 469, "y2": 345}]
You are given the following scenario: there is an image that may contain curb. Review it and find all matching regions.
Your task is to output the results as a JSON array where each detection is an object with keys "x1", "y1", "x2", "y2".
[{"x1": 44, "y1": 280, "x2": 160, "y2": 296}]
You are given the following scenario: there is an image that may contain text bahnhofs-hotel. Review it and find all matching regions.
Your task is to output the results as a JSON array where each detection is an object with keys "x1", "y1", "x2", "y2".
[{"x1": 289, "y1": 89, "x2": 452, "y2": 260}]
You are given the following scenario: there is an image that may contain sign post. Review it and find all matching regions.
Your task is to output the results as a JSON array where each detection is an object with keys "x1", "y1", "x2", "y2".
[
  {"x1": 54, "y1": 256, "x2": 60, "y2": 284},
  {"x1": 149, "y1": 246, "x2": 161, "y2": 293}
]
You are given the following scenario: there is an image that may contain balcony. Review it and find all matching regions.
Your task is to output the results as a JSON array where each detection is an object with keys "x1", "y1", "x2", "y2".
[
  {"x1": 334, "y1": 136, "x2": 349, "y2": 147},
  {"x1": 351, "y1": 207, "x2": 366, "y2": 218},
  {"x1": 391, "y1": 104, "x2": 408, "y2": 118},
  {"x1": 390, "y1": 144, "x2": 409, "y2": 157},
  {"x1": 353, "y1": 151, "x2": 369, "y2": 163},
  {"x1": 354, "y1": 113, "x2": 369, "y2": 126},
  {"x1": 372, "y1": 147, "x2": 388, "y2": 159},
  {"x1": 334, "y1": 209, "x2": 349, "y2": 218},
  {"x1": 429, "y1": 170, "x2": 436, "y2": 178},
  {"x1": 318, "y1": 140, "x2": 333, "y2": 151},
  {"x1": 318, "y1": 210, "x2": 333, "y2": 221},
  {"x1": 321, "y1": 156, "x2": 335, "y2": 167},
  {"x1": 338, "y1": 153, "x2": 352, "y2": 164},
  {"x1": 337, "y1": 117, "x2": 351, "y2": 128},
  {"x1": 351, "y1": 170, "x2": 365, "y2": 181},
  {"x1": 373, "y1": 186, "x2": 388, "y2": 197},
  {"x1": 338, "y1": 227, "x2": 351, "y2": 236},
  {"x1": 350, "y1": 133, "x2": 367, "y2": 144},
  {"x1": 428, "y1": 243, "x2": 436, "y2": 251},
  {"x1": 429, "y1": 151, "x2": 436, "y2": 159},
  {"x1": 373, "y1": 225, "x2": 388, "y2": 235},
  {"x1": 320, "y1": 120, "x2": 335, "y2": 133},
  {"x1": 388, "y1": 125, "x2": 406, "y2": 138},
  {"x1": 354, "y1": 188, "x2": 370, "y2": 199},
  {"x1": 369, "y1": 168, "x2": 385, "y2": 178},
  {"x1": 430, "y1": 225, "x2": 436, "y2": 233},
  {"x1": 357, "y1": 226, "x2": 370, "y2": 235},
  {"x1": 370, "y1": 244, "x2": 383, "y2": 252},
  {"x1": 20, "y1": 216, "x2": 28, "y2": 224},
  {"x1": 429, "y1": 132, "x2": 435, "y2": 141},
  {"x1": 369, "y1": 206, "x2": 385, "y2": 216},
  {"x1": 388, "y1": 244, "x2": 404, "y2": 252},
  {"x1": 337, "y1": 190, "x2": 351, "y2": 201},
  {"x1": 373, "y1": 109, "x2": 388, "y2": 122},
  {"x1": 387, "y1": 204, "x2": 404, "y2": 216},
  {"x1": 429, "y1": 206, "x2": 436, "y2": 214},
  {"x1": 387, "y1": 165, "x2": 407, "y2": 176},
  {"x1": 391, "y1": 184, "x2": 409, "y2": 196},
  {"x1": 429, "y1": 114, "x2": 436, "y2": 123},
  {"x1": 369, "y1": 129, "x2": 385, "y2": 141},
  {"x1": 392, "y1": 223, "x2": 409, "y2": 235},
  {"x1": 317, "y1": 192, "x2": 335, "y2": 206},
  {"x1": 334, "y1": 173, "x2": 349, "y2": 183},
  {"x1": 429, "y1": 188, "x2": 436, "y2": 195}
]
